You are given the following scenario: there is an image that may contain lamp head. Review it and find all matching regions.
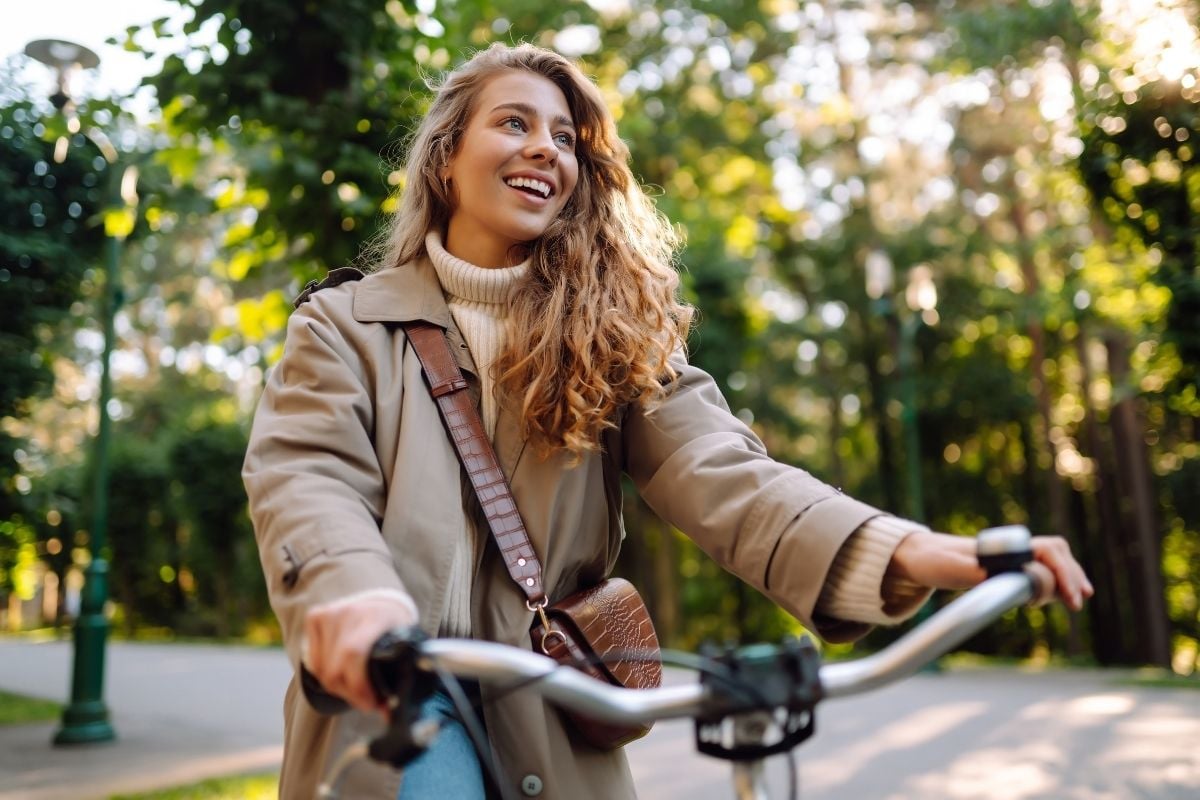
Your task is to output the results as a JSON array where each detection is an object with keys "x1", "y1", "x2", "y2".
[
  {"x1": 23, "y1": 39, "x2": 100, "y2": 110},
  {"x1": 24, "y1": 39, "x2": 100, "y2": 71}
]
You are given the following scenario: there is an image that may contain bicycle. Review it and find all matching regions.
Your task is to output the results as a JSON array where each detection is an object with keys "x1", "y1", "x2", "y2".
[{"x1": 306, "y1": 524, "x2": 1048, "y2": 799}]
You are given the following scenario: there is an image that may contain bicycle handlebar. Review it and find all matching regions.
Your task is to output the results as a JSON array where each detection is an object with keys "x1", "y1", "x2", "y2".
[
  {"x1": 821, "y1": 570, "x2": 1035, "y2": 697},
  {"x1": 303, "y1": 525, "x2": 1045, "y2": 721},
  {"x1": 308, "y1": 526, "x2": 1046, "y2": 797},
  {"x1": 401, "y1": 568, "x2": 1037, "y2": 724}
]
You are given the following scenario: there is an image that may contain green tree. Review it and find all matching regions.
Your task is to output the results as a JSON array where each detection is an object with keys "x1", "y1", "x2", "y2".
[
  {"x1": 169, "y1": 420, "x2": 257, "y2": 637},
  {"x1": 0, "y1": 66, "x2": 108, "y2": 598},
  {"x1": 106, "y1": 0, "x2": 1200, "y2": 668}
]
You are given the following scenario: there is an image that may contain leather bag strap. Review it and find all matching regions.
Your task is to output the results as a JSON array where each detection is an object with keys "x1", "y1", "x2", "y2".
[{"x1": 402, "y1": 321, "x2": 546, "y2": 605}]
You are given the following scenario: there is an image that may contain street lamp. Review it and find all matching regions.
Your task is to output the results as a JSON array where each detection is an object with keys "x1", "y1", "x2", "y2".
[{"x1": 25, "y1": 37, "x2": 123, "y2": 746}]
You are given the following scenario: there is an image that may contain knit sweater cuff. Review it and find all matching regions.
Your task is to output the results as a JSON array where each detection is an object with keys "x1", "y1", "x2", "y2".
[{"x1": 816, "y1": 515, "x2": 933, "y2": 626}]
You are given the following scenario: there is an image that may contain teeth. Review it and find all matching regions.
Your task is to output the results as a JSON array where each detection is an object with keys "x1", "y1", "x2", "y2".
[{"x1": 505, "y1": 177, "x2": 551, "y2": 198}]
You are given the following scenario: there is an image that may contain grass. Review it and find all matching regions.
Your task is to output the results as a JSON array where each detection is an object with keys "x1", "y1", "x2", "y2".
[
  {"x1": 0, "y1": 689, "x2": 62, "y2": 725},
  {"x1": 1114, "y1": 668, "x2": 1200, "y2": 691},
  {"x1": 108, "y1": 772, "x2": 279, "y2": 799}
]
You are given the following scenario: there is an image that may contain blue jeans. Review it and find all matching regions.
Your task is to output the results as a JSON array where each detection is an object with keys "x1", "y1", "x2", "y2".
[{"x1": 397, "y1": 681, "x2": 488, "y2": 800}]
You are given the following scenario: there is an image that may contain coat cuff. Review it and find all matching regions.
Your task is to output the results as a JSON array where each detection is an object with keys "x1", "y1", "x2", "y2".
[
  {"x1": 764, "y1": 492, "x2": 884, "y2": 632},
  {"x1": 815, "y1": 515, "x2": 933, "y2": 627}
]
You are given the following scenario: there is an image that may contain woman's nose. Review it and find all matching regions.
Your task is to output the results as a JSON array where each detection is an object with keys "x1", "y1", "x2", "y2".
[{"x1": 524, "y1": 128, "x2": 558, "y2": 163}]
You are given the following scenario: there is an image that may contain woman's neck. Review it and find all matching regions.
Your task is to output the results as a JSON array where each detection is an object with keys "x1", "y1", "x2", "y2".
[{"x1": 443, "y1": 220, "x2": 529, "y2": 268}]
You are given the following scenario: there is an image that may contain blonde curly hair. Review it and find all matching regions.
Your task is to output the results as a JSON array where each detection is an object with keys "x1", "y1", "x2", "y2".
[{"x1": 376, "y1": 42, "x2": 693, "y2": 457}]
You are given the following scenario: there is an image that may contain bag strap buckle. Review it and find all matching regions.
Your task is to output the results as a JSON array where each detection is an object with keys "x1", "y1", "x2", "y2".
[{"x1": 527, "y1": 598, "x2": 566, "y2": 655}]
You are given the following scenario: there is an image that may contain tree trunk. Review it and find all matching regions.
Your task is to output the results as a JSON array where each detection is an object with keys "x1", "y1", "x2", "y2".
[
  {"x1": 1007, "y1": 196, "x2": 1070, "y2": 539},
  {"x1": 1074, "y1": 332, "x2": 1137, "y2": 663},
  {"x1": 818, "y1": 351, "x2": 847, "y2": 491},
  {"x1": 1105, "y1": 334, "x2": 1172, "y2": 667}
]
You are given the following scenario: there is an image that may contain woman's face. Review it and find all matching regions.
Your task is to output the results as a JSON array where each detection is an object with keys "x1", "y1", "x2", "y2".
[{"x1": 443, "y1": 70, "x2": 580, "y2": 267}]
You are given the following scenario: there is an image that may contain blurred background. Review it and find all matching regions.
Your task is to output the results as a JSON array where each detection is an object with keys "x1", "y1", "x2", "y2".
[{"x1": 1, "y1": 0, "x2": 1197, "y2": 680}]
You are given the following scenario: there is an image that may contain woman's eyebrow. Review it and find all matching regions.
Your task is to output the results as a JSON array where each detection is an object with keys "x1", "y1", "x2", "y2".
[{"x1": 491, "y1": 101, "x2": 575, "y2": 130}]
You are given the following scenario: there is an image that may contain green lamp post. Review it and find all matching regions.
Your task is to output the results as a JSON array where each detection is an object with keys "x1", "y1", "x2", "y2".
[
  {"x1": 865, "y1": 251, "x2": 938, "y2": 524},
  {"x1": 25, "y1": 37, "x2": 128, "y2": 745}
]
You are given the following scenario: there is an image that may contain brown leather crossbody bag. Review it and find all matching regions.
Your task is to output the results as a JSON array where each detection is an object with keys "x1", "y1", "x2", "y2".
[{"x1": 403, "y1": 320, "x2": 662, "y2": 749}]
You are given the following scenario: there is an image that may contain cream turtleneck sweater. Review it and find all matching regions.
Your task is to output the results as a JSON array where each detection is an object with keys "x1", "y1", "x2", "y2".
[
  {"x1": 426, "y1": 231, "x2": 528, "y2": 439},
  {"x1": 426, "y1": 231, "x2": 528, "y2": 636},
  {"x1": 423, "y1": 230, "x2": 929, "y2": 638}
]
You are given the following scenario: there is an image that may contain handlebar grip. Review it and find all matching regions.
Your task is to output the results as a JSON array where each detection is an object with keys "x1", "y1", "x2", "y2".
[
  {"x1": 300, "y1": 662, "x2": 352, "y2": 715},
  {"x1": 976, "y1": 525, "x2": 1033, "y2": 577}
]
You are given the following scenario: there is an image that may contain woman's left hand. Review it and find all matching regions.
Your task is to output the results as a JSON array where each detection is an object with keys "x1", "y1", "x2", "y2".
[{"x1": 886, "y1": 530, "x2": 1095, "y2": 611}]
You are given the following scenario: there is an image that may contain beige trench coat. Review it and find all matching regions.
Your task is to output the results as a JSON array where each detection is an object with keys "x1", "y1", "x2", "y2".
[{"x1": 243, "y1": 256, "x2": 887, "y2": 799}]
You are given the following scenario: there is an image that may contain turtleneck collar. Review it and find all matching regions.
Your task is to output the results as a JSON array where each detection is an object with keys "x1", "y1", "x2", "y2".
[{"x1": 425, "y1": 230, "x2": 529, "y2": 305}]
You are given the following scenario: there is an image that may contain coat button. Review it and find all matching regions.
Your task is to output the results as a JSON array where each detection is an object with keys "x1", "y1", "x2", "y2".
[{"x1": 520, "y1": 774, "x2": 543, "y2": 796}]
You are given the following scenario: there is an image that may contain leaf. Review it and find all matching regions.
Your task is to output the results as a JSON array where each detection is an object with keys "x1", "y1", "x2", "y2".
[{"x1": 104, "y1": 207, "x2": 137, "y2": 239}]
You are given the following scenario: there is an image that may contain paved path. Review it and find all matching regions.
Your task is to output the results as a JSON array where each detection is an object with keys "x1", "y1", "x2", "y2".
[
  {"x1": 2, "y1": 637, "x2": 1198, "y2": 798},
  {"x1": 0, "y1": 637, "x2": 288, "y2": 799}
]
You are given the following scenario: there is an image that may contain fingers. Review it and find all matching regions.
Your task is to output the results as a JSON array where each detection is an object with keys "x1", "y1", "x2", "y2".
[
  {"x1": 1030, "y1": 535, "x2": 1094, "y2": 612},
  {"x1": 302, "y1": 593, "x2": 419, "y2": 713},
  {"x1": 303, "y1": 605, "x2": 378, "y2": 712},
  {"x1": 888, "y1": 530, "x2": 984, "y2": 590},
  {"x1": 1022, "y1": 561, "x2": 1057, "y2": 606}
]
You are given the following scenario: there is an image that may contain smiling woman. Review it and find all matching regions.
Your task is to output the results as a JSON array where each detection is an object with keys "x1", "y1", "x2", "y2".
[{"x1": 241, "y1": 41, "x2": 1092, "y2": 800}]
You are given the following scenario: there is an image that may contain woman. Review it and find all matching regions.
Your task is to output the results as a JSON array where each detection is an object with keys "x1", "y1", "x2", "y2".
[{"x1": 243, "y1": 43, "x2": 1092, "y2": 799}]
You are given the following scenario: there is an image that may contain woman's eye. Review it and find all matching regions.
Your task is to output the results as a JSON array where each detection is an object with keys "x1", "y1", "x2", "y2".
[
  {"x1": 554, "y1": 132, "x2": 575, "y2": 148},
  {"x1": 504, "y1": 117, "x2": 525, "y2": 131}
]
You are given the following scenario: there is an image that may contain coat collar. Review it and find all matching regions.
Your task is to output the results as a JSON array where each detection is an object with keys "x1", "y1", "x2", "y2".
[{"x1": 352, "y1": 256, "x2": 452, "y2": 328}]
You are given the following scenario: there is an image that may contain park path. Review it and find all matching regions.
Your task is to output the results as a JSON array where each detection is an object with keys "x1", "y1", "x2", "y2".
[{"x1": 2, "y1": 637, "x2": 1198, "y2": 799}]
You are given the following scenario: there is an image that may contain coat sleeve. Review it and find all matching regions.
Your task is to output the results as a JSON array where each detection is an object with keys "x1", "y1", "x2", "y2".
[
  {"x1": 622, "y1": 352, "x2": 888, "y2": 641},
  {"x1": 243, "y1": 290, "x2": 407, "y2": 668}
]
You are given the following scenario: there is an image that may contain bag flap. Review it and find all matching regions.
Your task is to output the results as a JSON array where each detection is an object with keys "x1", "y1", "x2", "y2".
[{"x1": 540, "y1": 578, "x2": 662, "y2": 690}]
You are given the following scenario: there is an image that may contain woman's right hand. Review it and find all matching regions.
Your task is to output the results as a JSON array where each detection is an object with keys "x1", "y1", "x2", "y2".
[{"x1": 302, "y1": 590, "x2": 419, "y2": 713}]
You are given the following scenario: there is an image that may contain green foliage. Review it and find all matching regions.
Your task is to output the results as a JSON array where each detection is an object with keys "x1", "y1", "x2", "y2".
[
  {"x1": 132, "y1": 0, "x2": 494, "y2": 286},
  {"x1": 941, "y1": 0, "x2": 1092, "y2": 70},
  {"x1": 0, "y1": 82, "x2": 107, "y2": 524},
  {"x1": 1079, "y1": 79, "x2": 1200, "y2": 388},
  {"x1": 95, "y1": 432, "x2": 181, "y2": 633},
  {"x1": 168, "y1": 419, "x2": 258, "y2": 637}
]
